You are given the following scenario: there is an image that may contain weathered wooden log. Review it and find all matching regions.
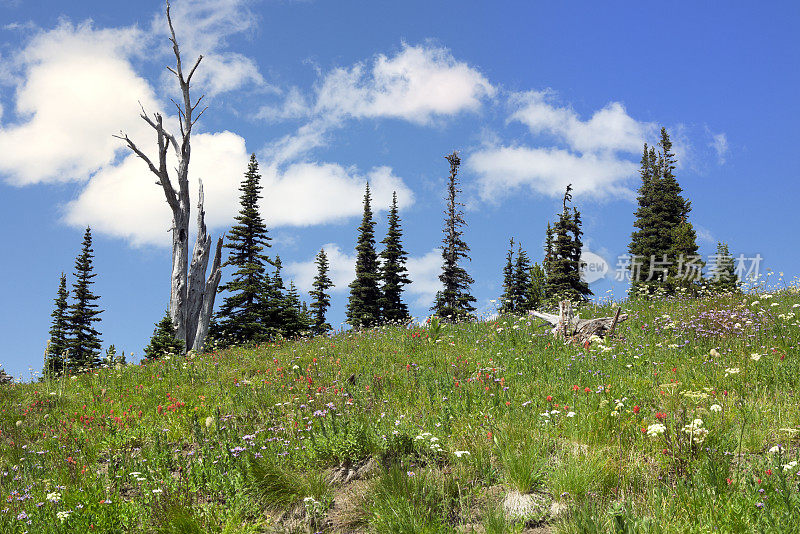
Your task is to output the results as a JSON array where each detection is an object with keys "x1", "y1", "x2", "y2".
[{"x1": 529, "y1": 300, "x2": 628, "y2": 342}]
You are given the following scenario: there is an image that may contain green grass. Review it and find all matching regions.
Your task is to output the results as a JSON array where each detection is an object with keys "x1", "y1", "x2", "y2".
[{"x1": 1, "y1": 285, "x2": 800, "y2": 532}]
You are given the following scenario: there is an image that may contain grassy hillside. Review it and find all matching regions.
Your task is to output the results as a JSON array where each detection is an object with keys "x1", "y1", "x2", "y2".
[{"x1": 2, "y1": 288, "x2": 800, "y2": 533}]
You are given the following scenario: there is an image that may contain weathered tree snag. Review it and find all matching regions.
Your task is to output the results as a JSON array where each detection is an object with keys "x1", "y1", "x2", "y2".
[
  {"x1": 529, "y1": 300, "x2": 628, "y2": 342},
  {"x1": 115, "y1": 2, "x2": 221, "y2": 352}
]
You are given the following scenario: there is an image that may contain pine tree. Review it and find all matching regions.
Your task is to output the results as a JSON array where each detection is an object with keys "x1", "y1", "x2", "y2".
[
  {"x1": 544, "y1": 186, "x2": 591, "y2": 302},
  {"x1": 511, "y1": 244, "x2": 531, "y2": 312},
  {"x1": 433, "y1": 151, "x2": 476, "y2": 321},
  {"x1": 281, "y1": 282, "x2": 308, "y2": 338},
  {"x1": 216, "y1": 154, "x2": 271, "y2": 344},
  {"x1": 44, "y1": 273, "x2": 69, "y2": 376},
  {"x1": 709, "y1": 242, "x2": 738, "y2": 293},
  {"x1": 144, "y1": 310, "x2": 185, "y2": 360},
  {"x1": 67, "y1": 227, "x2": 103, "y2": 371},
  {"x1": 260, "y1": 256, "x2": 287, "y2": 339},
  {"x1": 379, "y1": 192, "x2": 411, "y2": 323},
  {"x1": 628, "y1": 129, "x2": 699, "y2": 295},
  {"x1": 499, "y1": 238, "x2": 515, "y2": 314},
  {"x1": 347, "y1": 183, "x2": 382, "y2": 328},
  {"x1": 310, "y1": 248, "x2": 334, "y2": 335}
]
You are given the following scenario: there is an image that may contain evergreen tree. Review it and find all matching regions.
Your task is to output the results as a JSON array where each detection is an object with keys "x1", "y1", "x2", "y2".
[
  {"x1": 432, "y1": 151, "x2": 476, "y2": 321},
  {"x1": 67, "y1": 227, "x2": 103, "y2": 371},
  {"x1": 379, "y1": 192, "x2": 411, "y2": 323},
  {"x1": 499, "y1": 238, "x2": 515, "y2": 314},
  {"x1": 709, "y1": 242, "x2": 738, "y2": 292},
  {"x1": 260, "y1": 256, "x2": 287, "y2": 339},
  {"x1": 347, "y1": 183, "x2": 382, "y2": 328},
  {"x1": 44, "y1": 273, "x2": 69, "y2": 376},
  {"x1": 281, "y1": 282, "x2": 308, "y2": 338},
  {"x1": 310, "y1": 248, "x2": 334, "y2": 335},
  {"x1": 511, "y1": 244, "x2": 531, "y2": 312},
  {"x1": 144, "y1": 310, "x2": 185, "y2": 360},
  {"x1": 216, "y1": 154, "x2": 271, "y2": 344},
  {"x1": 544, "y1": 186, "x2": 591, "y2": 302},
  {"x1": 628, "y1": 129, "x2": 699, "y2": 295}
]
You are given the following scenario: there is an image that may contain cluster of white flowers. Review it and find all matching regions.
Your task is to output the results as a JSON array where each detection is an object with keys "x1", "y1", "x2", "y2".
[
  {"x1": 709, "y1": 404, "x2": 722, "y2": 413},
  {"x1": 750, "y1": 353, "x2": 762, "y2": 361},
  {"x1": 130, "y1": 471, "x2": 146, "y2": 483},
  {"x1": 647, "y1": 423, "x2": 666, "y2": 437},
  {"x1": 768, "y1": 445, "x2": 784, "y2": 454},
  {"x1": 682, "y1": 419, "x2": 709, "y2": 444},
  {"x1": 453, "y1": 450, "x2": 470, "y2": 458},
  {"x1": 46, "y1": 491, "x2": 61, "y2": 503},
  {"x1": 56, "y1": 510, "x2": 71, "y2": 522},
  {"x1": 303, "y1": 496, "x2": 325, "y2": 516},
  {"x1": 725, "y1": 367, "x2": 740, "y2": 376},
  {"x1": 783, "y1": 460, "x2": 798, "y2": 472},
  {"x1": 415, "y1": 432, "x2": 442, "y2": 453}
]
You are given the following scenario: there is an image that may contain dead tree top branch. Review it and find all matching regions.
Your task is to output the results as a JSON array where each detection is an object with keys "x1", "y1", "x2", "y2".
[{"x1": 114, "y1": 1, "x2": 223, "y2": 352}]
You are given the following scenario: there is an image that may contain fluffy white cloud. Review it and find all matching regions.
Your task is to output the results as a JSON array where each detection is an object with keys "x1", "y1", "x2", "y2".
[
  {"x1": 405, "y1": 249, "x2": 442, "y2": 308},
  {"x1": 468, "y1": 145, "x2": 638, "y2": 201},
  {"x1": 0, "y1": 22, "x2": 157, "y2": 185},
  {"x1": 509, "y1": 91, "x2": 654, "y2": 154},
  {"x1": 261, "y1": 164, "x2": 413, "y2": 227}
]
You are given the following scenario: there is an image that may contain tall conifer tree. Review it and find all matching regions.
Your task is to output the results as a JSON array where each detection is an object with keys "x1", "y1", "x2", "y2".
[
  {"x1": 511, "y1": 243, "x2": 531, "y2": 311},
  {"x1": 44, "y1": 273, "x2": 70, "y2": 376},
  {"x1": 216, "y1": 154, "x2": 271, "y2": 344},
  {"x1": 347, "y1": 183, "x2": 381, "y2": 328},
  {"x1": 379, "y1": 192, "x2": 411, "y2": 323},
  {"x1": 310, "y1": 248, "x2": 333, "y2": 335},
  {"x1": 67, "y1": 227, "x2": 103, "y2": 371},
  {"x1": 526, "y1": 263, "x2": 547, "y2": 311},
  {"x1": 433, "y1": 151, "x2": 476, "y2": 321},
  {"x1": 544, "y1": 186, "x2": 591, "y2": 302},
  {"x1": 144, "y1": 311, "x2": 185, "y2": 360}
]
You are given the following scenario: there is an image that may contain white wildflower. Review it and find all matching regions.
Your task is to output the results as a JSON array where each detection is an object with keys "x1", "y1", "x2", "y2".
[
  {"x1": 709, "y1": 404, "x2": 722, "y2": 413},
  {"x1": 647, "y1": 423, "x2": 666, "y2": 437}
]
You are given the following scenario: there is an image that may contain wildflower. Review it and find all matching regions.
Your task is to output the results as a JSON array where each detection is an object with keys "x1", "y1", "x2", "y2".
[
  {"x1": 56, "y1": 510, "x2": 71, "y2": 522},
  {"x1": 782, "y1": 461, "x2": 797, "y2": 472},
  {"x1": 750, "y1": 353, "x2": 762, "y2": 361},
  {"x1": 566, "y1": 411, "x2": 576, "y2": 418},
  {"x1": 205, "y1": 416, "x2": 214, "y2": 428},
  {"x1": 633, "y1": 406, "x2": 640, "y2": 414},
  {"x1": 710, "y1": 404, "x2": 722, "y2": 413},
  {"x1": 546, "y1": 395, "x2": 553, "y2": 402},
  {"x1": 710, "y1": 349, "x2": 720, "y2": 358},
  {"x1": 655, "y1": 412, "x2": 667, "y2": 420},
  {"x1": 46, "y1": 492, "x2": 61, "y2": 503},
  {"x1": 15, "y1": 421, "x2": 21, "y2": 427},
  {"x1": 453, "y1": 451, "x2": 470, "y2": 458},
  {"x1": 152, "y1": 489, "x2": 163, "y2": 494},
  {"x1": 647, "y1": 423, "x2": 666, "y2": 437},
  {"x1": 724, "y1": 367, "x2": 740, "y2": 376},
  {"x1": 768, "y1": 445, "x2": 784, "y2": 454}
]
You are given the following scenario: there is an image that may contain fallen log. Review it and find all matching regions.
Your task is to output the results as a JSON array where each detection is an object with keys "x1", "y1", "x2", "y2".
[{"x1": 529, "y1": 300, "x2": 627, "y2": 342}]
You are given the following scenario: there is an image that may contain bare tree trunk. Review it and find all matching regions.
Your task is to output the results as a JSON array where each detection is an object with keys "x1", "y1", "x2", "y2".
[{"x1": 116, "y1": 2, "x2": 221, "y2": 353}]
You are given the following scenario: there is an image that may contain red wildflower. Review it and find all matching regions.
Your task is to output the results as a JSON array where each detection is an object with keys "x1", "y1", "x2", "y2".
[
  {"x1": 546, "y1": 395, "x2": 553, "y2": 402},
  {"x1": 633, "y1": 406, "x2": 640, "y2": 414}
]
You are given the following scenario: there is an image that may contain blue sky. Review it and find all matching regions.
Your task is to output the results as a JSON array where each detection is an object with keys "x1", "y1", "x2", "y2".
[{"x1": 1, "y1": 0, "x2": 798, "y2": 380}]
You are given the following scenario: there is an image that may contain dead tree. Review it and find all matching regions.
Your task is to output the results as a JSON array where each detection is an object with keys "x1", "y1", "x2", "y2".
[
  {"x1": 530, "y1": 300, "x2": 627, "y2": 343},
  {"x1": 115, "y1": 2, "x2": 222, "y2": 352}
]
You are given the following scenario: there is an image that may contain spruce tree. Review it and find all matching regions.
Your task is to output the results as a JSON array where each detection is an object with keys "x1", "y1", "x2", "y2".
[
  {"x1": 544, "y1": 186, "x2": 591, "y2": 302},
  {"x1": 347, "y1": 183, "x2": 382, "y2": 328},
  {"x1": 709, "y1": 242, "x2": 738, "y2": 292},
  {"x1": 511, "y1": 243, "x2": 531, "y2": 312},
  {"x1": 310, "y1": 248, "x2": 334, "y2": 335},
  {"x1": 379, "y1": 192, "x2": 411, "y2": 323},
  {"x1": 628, "y1": 129, "x2": 699, "y2": 295},
  {"x1": 144, "y1": 310, "x2": 185, "y2": 360},
  {"x1": 432, "y1": 151, "x2": 476, "y2": 321},
  {"x1": 260, "y1": 256, "x2": 287, "y2": 339},
  {"x1": 67, "y1": 227, "x2": 103, "y2": 371},
  {"x1": 44, "y1": 273, "x2": 69, "y2": 376},
  {"x1": 282, "y1": 282, "x2": 310, "y2": 338},
  {"x1": 216, "y1": 154, "x2": 271, "y2": 344},
  {"x1": 499, "y1": 238, "x2": 515, "y2": 314}
]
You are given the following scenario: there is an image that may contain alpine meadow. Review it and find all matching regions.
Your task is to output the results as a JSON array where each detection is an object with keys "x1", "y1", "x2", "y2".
[{"x1": 1, "y1": 1, "x2": 799, "y2": 533}]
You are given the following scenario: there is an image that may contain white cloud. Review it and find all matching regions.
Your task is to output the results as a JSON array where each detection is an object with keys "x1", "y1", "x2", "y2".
[
  {"x1": 509, "y1": 91, "x2": 654, "y2": 154},
  {"x1": 405, "y1": 249, "x2": 442, "y2": 308},
  {"x1": 0, "y1": 21, "x2": 157, "y2": 185},
  {"x1": 709, "y1": 131, "x2": 728, "y2": 165},
  {"x1": 468, "y1": 145, "x2": 638, "y2": 201},
  {"x1": 261, "y1": 164, "x2": 413, "y2": 227}
]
